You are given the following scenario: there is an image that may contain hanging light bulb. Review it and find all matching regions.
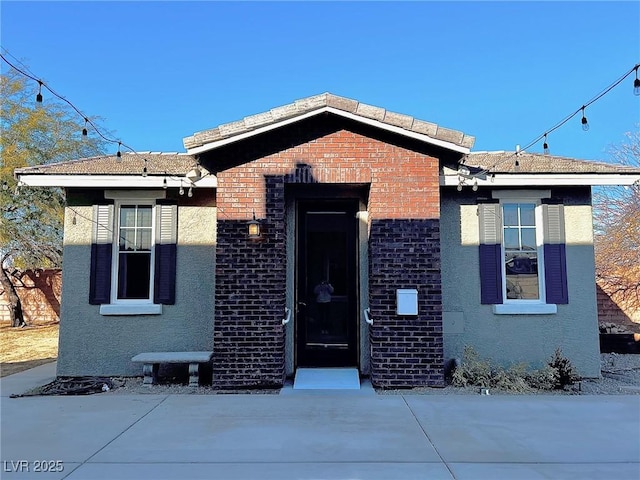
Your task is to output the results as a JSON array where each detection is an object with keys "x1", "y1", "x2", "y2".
[
  {"x1": 179, "y1": 183, "x2": 185, "y2": 196},
  {"x1": 456, "y1": 179, "x2": 463, "y2": 192},
  {"x1": 142, "y1": 159, "x2": 148, "y2": 177},
  {"x1": 188, "y1": 186, "x2": 193, "y2": 198},
  {"x1": 35, "y1": 80, "x2": 43, "y2": 106},
  {"x1": 2, "y1": 181, "x2": 8, "y2": 191},
  {"x1": 472, "y1": 178, "x2": 478, "y2": 192},
  {"x1": 543, "y1": 133, "x2": 550, "y2": 155},
  {"x1": 163, "y1": 177, "x2": 168, "y2": 190},
  {"x1": 514, "y1": 158, "x2": 520, "y2": 171},
  {"x1": 116, "y1": 142, "x2": 122, "y2": 159},
  {"x1": 634, "y1": 66, "x2": 640, "y2": 96},
  {"x1": 82, "y1": 118, "x2": 88, "y2": 138},
  {"x1": 581, "y1": 107, "x2": 589, "y2": 131}
]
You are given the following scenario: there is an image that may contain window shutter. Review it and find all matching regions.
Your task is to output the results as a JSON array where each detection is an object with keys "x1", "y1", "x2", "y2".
[
  {"x1": 542, "y1": 204, "x2": 568, "y2": 304},
  {"x1": 154, "y1": 204, "x2": 177, "y2": 305},
  {"x1": 478, "y1": 203, "x2": 503, "y2": 304},
  {"x1": 89, "y1": 204, "x2": 113, "y2": 304}
]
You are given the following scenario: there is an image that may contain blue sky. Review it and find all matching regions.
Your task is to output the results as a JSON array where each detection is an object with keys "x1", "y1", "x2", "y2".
[{"x1": 2, "y1": 1, "x2": 639, "y2": 161}]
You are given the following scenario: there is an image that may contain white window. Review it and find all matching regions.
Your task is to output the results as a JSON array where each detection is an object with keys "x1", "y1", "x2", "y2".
[
  {"x1": 114, "y1": 202, "x2": 155, "y2": 302},
  {"x1": 92, "y1": 190, "x2": 175, "y2": 316},
  {"x1": 479, "y1": 190, "x2": 565, "y2": 315},
  {"x1": 502, "y1": 202, "x2": 544, "y2": 302}
]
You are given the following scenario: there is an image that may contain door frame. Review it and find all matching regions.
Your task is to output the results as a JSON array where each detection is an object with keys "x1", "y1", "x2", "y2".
[{"x1": 294, "y1": 197, "x2": 360, "y2": 368}]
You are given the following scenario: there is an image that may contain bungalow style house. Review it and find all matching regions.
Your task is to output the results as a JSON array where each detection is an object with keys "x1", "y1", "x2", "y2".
[{"x1": 15, "y1": 93, "x2": 640, "y2": 389}]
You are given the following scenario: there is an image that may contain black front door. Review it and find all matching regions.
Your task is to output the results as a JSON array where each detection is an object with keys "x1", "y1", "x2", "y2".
[{"x1": 296, "y1": 200, "x2": 359, "y2": 367}]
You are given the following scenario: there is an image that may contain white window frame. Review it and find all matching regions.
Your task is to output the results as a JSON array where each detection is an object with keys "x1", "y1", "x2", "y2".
[
  {"x1": 492, "y1": 190, "x2": 557, "y2": 315},
  {"x1": 99, "y1": 190, "x2": 165, "y2": 316}
]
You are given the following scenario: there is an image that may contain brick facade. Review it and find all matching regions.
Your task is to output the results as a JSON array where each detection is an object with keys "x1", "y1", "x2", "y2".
[{"x1": 207, "y1": 115, "x2": 444, "y2": 388}]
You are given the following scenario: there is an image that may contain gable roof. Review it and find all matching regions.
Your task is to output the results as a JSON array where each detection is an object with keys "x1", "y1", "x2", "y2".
[
  {"x1": 16, "y1": 153, "x2": 196, "y2": 175},
  {"x1": 183, "y1": 92, "x2": 476, "y2": 155},
  {"x1": 440, "y1": 151, "x2": 640, "y2": 187},
  {"x1": 464, "y1": 151, "x2": 640, "y2": 175},
  {"x1": 14, "y1": 152, "x2": 216, "y2": 189}
]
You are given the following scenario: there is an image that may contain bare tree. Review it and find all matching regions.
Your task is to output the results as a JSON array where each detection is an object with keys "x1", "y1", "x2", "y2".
[
  {"x1": 593, "y1": 130, "x2": 640, "y2": 317},
  {"x1": 1, "y1": 69, "x2": 106, "y2": 327}
]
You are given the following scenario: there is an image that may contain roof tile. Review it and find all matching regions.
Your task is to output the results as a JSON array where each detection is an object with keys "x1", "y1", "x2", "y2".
[
  {"x1": 325, "y1": 94, "x2": 358, "y2": 113},
  {"x1": 464, "y1": 151, "x2": 640, "y2": 174},
  {"x1": 383, "y1": 111, "x2": 414, "y2": 129},
  {"x1": 15, "y1": 153, "x2": 197, "y2": 176},
  {"x1": 411, "y1": 119, "x2": 438, "y2": 137},
  {"x1": 355, "y1": 102, "x2": 386, "y2": 121},
  {"x1": 435, "y1": 126, "x2": 464, "y2": 145}
]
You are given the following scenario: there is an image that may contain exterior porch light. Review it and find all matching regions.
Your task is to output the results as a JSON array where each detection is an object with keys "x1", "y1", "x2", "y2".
[
  {"x1": 186, "y1": 166, "x2": 202, "y2": 183},
  {"x1": 247, "y1": 211, "x2": 261, "y2": 239}
]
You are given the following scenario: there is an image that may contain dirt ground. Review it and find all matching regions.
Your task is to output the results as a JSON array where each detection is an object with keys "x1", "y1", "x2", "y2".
[{"x1": 0, "y1": 322, "x2": 59, "y2": 377}]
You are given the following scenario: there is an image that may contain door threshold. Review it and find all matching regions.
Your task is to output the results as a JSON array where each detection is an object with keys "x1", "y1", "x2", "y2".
[{"x1": 292, "y1": 367, "x2": 360, "y2": 390}]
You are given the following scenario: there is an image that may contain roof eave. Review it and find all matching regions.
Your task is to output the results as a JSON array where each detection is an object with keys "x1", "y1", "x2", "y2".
[
  {"x1": 16, "y1": 174, "x2": 218, "y2": 189},
  {"x1": 439, "y1": 173, "x2": 640, "y2": 187},
  {"x1": 186, "y1": 106, "x2": 471, "y2": 156}
]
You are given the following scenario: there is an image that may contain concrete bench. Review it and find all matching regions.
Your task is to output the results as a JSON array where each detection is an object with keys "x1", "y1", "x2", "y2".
[{"x1": 131, "y1": 352, "x2": 213, "y2": 387}]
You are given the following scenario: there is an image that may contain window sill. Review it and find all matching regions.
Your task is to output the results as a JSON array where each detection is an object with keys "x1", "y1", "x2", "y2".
[
  {"x1": 99, "y1": 304, "x2": 163, "y2": 316},
  {"x1": 493, "y1": 303, "x2": 557, "y2": 315}
]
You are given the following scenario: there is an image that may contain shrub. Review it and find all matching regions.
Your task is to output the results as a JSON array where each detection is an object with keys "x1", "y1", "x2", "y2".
[
  {"x1": 547, "y1": 348, "x2": 579, "y2": 389},
  {"x1": 493, "y1": 363, "x2": 533, "y2": 393},
  {"x1": 452, "y1": 346, "x2": 492, "y2": 388},
  {"x1": 525, "y1": 365, "x2": 559, "y2": 390},
  {"x1": 450, "y1": 345, "x2": 578, "y2": 392}
]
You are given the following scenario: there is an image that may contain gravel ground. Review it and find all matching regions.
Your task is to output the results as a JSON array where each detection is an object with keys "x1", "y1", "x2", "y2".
[{"x1": 101, "y1": 354, "x2": 640, "y2": 396}]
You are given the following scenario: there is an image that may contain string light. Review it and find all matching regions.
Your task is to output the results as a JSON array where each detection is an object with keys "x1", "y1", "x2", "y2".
[
  {"x1": 472, "y1": 178, "x2": 478, "y2": 191},
  {"x1": 142, "y1": 159, "x2": 148, "y2": 177},
  {"x1": 580, "y1": 106, "x2": 589, "y2": 131},
  {"x1": 634, "y1": 65, "x2": 640, "y2": 96},
  {"x1": 188, "y1": 186, "x2": 193, "y2": 198},
  {"x1": 1, "y1": 51, "x2": 136, "y2": 156},
  {"x1": 116, "y1": 142, "x2": 122, "y2": 159},
  {"x1": 474, "y1": 62, "x2": 639, "y2": 177},
  {"x1": 35, "y1": 80, "x2": 43, "y2": 105},
  {"x1": 543, "y1": 133, "x2": 549, "y2": 155},
  {"x1": 2, "y1": 181, "x2": 8, "y2": 191},
  {"x1": 179, "y1": 183, "x2": 185, "y2": 196},
  {"x1": 82, "y1": 118, "x2": 88, "y2": 138},
  {"x1": 163, "y1": 177, "x2": 168, "y2": 190}
]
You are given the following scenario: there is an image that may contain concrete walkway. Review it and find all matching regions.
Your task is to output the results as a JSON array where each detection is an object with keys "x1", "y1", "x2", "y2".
[{"x1": 1, "y1": 363, "x2": 639, "y2": 480}]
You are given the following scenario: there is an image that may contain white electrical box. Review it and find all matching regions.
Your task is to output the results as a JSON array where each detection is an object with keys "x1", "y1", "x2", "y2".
[{"x1": 396, "y1": 289, "x2": 418, "y2": 315}]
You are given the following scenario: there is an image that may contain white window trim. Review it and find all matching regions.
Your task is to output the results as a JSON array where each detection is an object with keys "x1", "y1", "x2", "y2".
[
  {"x1": 492, "y1": 190, "x2": 558, "y2": 315},
  {"x1": 99, "y1": 304, "x2": 163, "y2": 316},
  {"x1": 493, "y1": 303, "x2": 557, "y2": 315},
  {"x1": 99, "y1": 194, "x2": 164, "y2": 316}
]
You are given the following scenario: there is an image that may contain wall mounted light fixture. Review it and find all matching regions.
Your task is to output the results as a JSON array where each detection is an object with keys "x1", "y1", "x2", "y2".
[{"x1": 247, "y1": 211, "x2": 261, "y2": 239}]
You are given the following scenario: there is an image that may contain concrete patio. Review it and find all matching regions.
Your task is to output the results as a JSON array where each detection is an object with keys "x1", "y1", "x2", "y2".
[{"x1": 1, "y1": 362, "x2": 639, "y2": 479}]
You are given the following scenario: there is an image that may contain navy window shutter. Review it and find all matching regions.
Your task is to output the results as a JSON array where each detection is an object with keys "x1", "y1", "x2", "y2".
[
  {"x1": 89, "y1": 204, "x2": 113, "y2": 304},
  {"x1": 480, "y1": 244, "x2": 503, "y2": 304},
  {"x1": 154, "y1": 204, "x2": 177, "y2": 305},
  {"x1": 543, "y1": 204, "x2": 568, "y2": 304},
  {"x1": 478, "y1": 203, "x2": 503, "y2": 304}
]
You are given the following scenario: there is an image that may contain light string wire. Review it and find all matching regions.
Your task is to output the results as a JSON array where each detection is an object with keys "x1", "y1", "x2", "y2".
[
  {"x1": 1, "y1": 48, "x2": 206, "y2": 196},
  {"x1": 463, "y1": 63, "x2": 640, "y2": 180},
  {"x1": 1, "y1": 50, "x2": 134, "y2": 154}
]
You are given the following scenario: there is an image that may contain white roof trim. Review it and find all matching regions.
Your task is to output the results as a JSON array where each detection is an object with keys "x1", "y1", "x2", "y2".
[
  {"x1": 16, "y1": 174, "x2": 218, "y2": 189},
  {"x1": 440, "y1": 173, "x2": 640, "y2": 187},
  {"x1": 186, "y1": 106, "x2": 470, "y2": 155}
]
